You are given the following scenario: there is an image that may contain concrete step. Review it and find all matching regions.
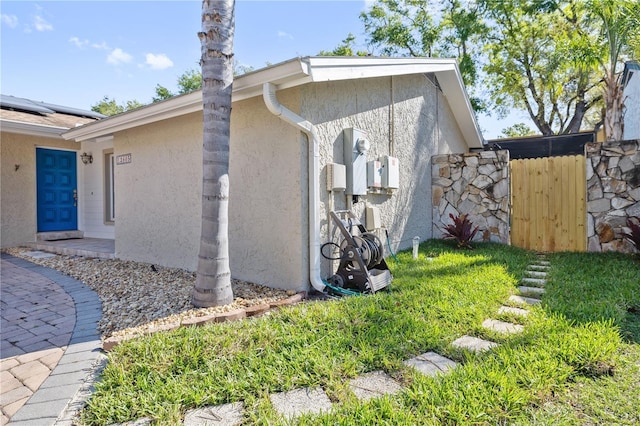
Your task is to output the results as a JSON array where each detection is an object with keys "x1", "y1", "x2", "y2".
[
  {"x1": 518, "y1": 286, "x2": 545, "y2": 296},
  {"x1": 521, "y1": 277, "x2": 546, "y2": 287},
  {"x1": 509, "y1": 294, "x2": 541, "y2": 306},
  {"x1": 534, "y1": 260, "x2": 551, "y2": 266},
  {"x1": 498, "y1": 306, "x2": 530, "y2": 317},
  {"x1": 482, "y1": 318, "x2": 524, "y2": 334},
  {"x1": 404, "y1": 352, "x2": 458, "y2": 377},
  {"x1": 36, "y1": 231, "x2": 83, "y2": 241},
  {"x1": 451, "y1": 335, "x2": 498, "y2": 353}
]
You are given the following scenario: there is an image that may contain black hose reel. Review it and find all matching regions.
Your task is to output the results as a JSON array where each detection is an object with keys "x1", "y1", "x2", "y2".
[{"x1": 323, "y1": 210, "x2": 392, "y2": 294}]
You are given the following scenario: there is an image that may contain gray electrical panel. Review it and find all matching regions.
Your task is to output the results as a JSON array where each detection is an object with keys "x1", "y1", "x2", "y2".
[{"x1": 343, "y1": 128, "x2": 370, "y2": 195}]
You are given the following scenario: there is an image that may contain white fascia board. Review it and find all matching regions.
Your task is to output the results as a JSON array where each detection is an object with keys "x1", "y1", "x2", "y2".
[
  {"x1": 1, "y1": 119, "x2": 66, "y2": 138},
  {"x1": 63, "y1": 91, "x2": 203, "y2": 142}
]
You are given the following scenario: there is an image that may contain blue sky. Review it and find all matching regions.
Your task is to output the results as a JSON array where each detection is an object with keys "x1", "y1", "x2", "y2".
[{"x1": 1, "y1": 0, "x2": 519, "y2": 138}]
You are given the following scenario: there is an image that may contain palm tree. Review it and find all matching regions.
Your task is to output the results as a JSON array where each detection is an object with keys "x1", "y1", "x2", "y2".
[{"x1": 192, "y1": 0, "x2": 235, "y2": 307}]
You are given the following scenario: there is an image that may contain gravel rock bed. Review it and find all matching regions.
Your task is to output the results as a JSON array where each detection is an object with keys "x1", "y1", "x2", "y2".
[{"x1": 4, "y1": 248, "x2": 292, "y2": 340}]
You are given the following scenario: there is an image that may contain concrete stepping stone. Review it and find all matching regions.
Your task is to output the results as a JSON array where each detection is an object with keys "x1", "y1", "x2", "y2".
[
  {"x1": 534, "y1": 260, "x2": 551, "y2": 266},
  {"x1": 183, "y1": 402, "x2": 244, "y2": 426},
  {"x1": 270, "y1": 387, "x2": 332, "y2": 420},
  {"x1": 348, "y1": 371, "x2": 403, "y2": 401},
  {"x1": 521, "y1": 277, "x2": 546, "y2": 287},
  {"x1": 528, "y1": 264, "x2": 550, "y2": 271},
  {"x1": 403, "y1": 352, "x2": 458, "y2": 377},
  {"x1": 498, "y1": 306, "x2": 529, "y2": 317},
  {"x1": 482, "y1": 319, "x2": 524, "y2": 334},
  {"x1": 509, "y1": 294, "x2": 541, "y2": 306},
  {"x1": 525, "y1": 270, "x2": 547, "y2": 278},
  {"x1": 518, "y1": 286, "x2": 545, "y2": 296},
  {"x1": 451, "y1": 335, "x2": 498, "y2": 353}
]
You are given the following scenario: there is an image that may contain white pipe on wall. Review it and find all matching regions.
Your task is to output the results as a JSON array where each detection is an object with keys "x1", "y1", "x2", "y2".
[{"x1": 262, "y1": 82, "x2": 325, "y2": 293}]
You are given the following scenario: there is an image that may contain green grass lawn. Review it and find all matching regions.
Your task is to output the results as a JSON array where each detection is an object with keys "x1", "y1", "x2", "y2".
[{"x1": 81, "y1": 241, "x2": 640, "y2": 425}]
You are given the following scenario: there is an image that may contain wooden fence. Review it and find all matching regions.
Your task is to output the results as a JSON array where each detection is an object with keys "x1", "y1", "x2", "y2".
[{"x1": 510, "y1": 155, "x2": 586, "y2": 252}]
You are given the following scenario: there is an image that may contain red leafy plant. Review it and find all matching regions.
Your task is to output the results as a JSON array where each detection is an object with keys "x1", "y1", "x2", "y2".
[
  {"x1": 443, "y1": 213, "x2": 480, "y2": 249},
  {"x1": 623, "y1": 216, "x2": 640, "y2": 252}
]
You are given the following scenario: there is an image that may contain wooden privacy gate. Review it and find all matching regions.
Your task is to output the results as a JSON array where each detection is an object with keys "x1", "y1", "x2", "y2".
[{"x1": 510, "y1": 155, "x2": 586, "y2": 252}]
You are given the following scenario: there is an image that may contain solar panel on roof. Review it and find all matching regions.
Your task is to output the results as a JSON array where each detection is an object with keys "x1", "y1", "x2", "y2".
[
  {"x1": 0, "y1": 94, "x2": 55, "y2": 114},
  {"x1": 0, "y1": 94, "x2": 105, "y2": 119}
]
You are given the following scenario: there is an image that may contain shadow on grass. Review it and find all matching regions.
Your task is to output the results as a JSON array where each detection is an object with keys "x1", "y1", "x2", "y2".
[{"x1": 543, "y1": 251, "x2": 640, "y2": 344}]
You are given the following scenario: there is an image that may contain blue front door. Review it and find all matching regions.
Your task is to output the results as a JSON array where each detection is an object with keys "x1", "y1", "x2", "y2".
[{"x1": 36, "y1": 148, "x2": 78, "y2": 232}]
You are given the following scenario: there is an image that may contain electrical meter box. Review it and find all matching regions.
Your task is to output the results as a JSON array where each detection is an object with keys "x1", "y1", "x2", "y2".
[
  {"x1": 367, "y1": 160, "x2": 382, "y2": 189},
  {"x1": 343, "y1": 128, "x2": 370, "y2": 195},
  {"x1": 381, "y1": 156, "x2": 399, "y2": 189}
]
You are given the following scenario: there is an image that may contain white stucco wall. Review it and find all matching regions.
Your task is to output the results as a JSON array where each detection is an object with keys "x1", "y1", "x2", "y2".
[
  {"x1": 100, "y1": 73, "x2": 469, "y2": 292},
  {"x1": 113, "y1": 113, "x2": 203, "y2": 270},
  {"x1": 80, "y1": 138, "x2": 115, "y2": 239},
  {"x1": 0, "y1": 132, "x2": 79, "y2": 247},
  {"x1": 623, "y1": 69, "x2": 640, "y2": 140},
  {"x1": 300, "y1": 74, "x2": 468, "y2": 278},
  {"x1": 229, "y1": 90, "x2": 306, "y2": 290}
]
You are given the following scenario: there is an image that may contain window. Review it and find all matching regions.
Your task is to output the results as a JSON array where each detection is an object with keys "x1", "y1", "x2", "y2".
[{"x1": 104, "y1": 150, "x2": 115, "y2": 224}]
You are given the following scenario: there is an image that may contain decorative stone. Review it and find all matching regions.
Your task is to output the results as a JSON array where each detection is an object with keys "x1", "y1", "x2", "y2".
[
  {"x1": 602, "y1": 177, "x2": 627, "y2": 193},
  {"x1": 471, "y1": 174, "x2": 493, "y2": 190},
  {"x1": 596, "y1": 222, "x2": 615, "y2": 243},
  {"x1": 432, "y1": 186, "x2": 444, "y2": 205},
  {"x1": 588, "y1": 198, "x2": 611, "y2": 213},
  {"x1": 626, "y1": 201, "x2": 640, "y2": 217}
]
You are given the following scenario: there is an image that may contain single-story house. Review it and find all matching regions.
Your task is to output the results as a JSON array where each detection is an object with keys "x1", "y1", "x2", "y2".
[{"x1": 2, "y1": 56, "x2": 484, "y2": 293}]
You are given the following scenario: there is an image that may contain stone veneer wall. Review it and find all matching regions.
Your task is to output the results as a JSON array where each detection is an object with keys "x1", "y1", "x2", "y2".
[
  {"x1": 586, "y1": 140, "x2": 640, "y2": 253},
  {"x1": 432, "y1": 150, "x2": 510, "y2": 244}
]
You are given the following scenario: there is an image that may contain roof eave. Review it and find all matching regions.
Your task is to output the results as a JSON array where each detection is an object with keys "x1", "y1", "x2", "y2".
[
  {"x1": 1, "y1": 119, "x2": 67, "y2": 138},
  {"x1": 63, "y1": 56, "x2": 484, "y2": 148}
]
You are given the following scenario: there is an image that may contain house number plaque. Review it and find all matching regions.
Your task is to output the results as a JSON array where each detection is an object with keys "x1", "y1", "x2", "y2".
[{"x1": 116, "y1": 153, "x2": 132, "y2": 165}]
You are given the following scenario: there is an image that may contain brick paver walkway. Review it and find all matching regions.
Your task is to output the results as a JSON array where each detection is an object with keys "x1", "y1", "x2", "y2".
[{"x1": 1, "y1": 254, "x2": 102, "y2": 426}]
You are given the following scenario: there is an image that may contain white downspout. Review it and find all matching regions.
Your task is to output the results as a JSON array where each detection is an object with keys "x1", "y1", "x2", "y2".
[{"x1": 263, "y1": 82, "x2": 325, "y2": 293}]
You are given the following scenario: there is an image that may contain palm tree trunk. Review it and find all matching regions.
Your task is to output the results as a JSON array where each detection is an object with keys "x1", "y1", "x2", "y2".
[{"x1": 192, "y1": 0, "x2": 235, "y2": 307}]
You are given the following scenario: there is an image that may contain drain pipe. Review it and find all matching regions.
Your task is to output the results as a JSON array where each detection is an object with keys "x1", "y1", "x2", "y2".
[{"x1": 263, "y1": 82, "x2": 325, "y2": 293}]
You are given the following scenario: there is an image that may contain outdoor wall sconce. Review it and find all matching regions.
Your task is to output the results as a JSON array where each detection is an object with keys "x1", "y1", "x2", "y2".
[{"x1": 80, "y1": 152, "x2": 93, "y2": 165}]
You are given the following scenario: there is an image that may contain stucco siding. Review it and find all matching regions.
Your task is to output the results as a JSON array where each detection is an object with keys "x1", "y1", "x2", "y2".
[
  {"x1": 80, "y1": 139, "x2": 115, "y2": 239},
  {"x1": 229, "y1": 90, "x2": 305, "y2": 290},
  {"x1": 1, "y1": 132, "x2": 78, "y2": 247},
  {"x1": 113, "y1": 113, "x2": 203, "y2": 270},
  {"x1": 300, "y1": 74, "x2": 468, "y2": 278}
]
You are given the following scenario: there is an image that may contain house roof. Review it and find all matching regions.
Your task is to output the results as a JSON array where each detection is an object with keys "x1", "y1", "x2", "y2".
[
  {"x1": 0, "y1": 94, "x2": 104, "y2": 138},
  {"x1": 63, "y1": 56, "x2": 484, "y2": 148}
]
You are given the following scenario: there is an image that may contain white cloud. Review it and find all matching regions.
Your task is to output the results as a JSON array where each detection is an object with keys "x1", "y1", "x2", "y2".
[
  {"x1": 145, "y1": 53, "x2": 174, "y2": 70},
  {"x1": 1, "y1": 14, "x2": 19, "y2": 28},
  {"x1": 107, "y1": 48, "x2": 133, "y2": 65},
  {"x1": 69, "y1": 37, "x2": 89, "y2": 48},
  {"x1": 91, "y1": 41, "x2": 110, "y2": 50},
  {"x1": 33, "y1": 15, "x2": 53, "y2": 31},
  {"x1": 277, "y1": 30, "x2": 293, "y2": 40}
]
